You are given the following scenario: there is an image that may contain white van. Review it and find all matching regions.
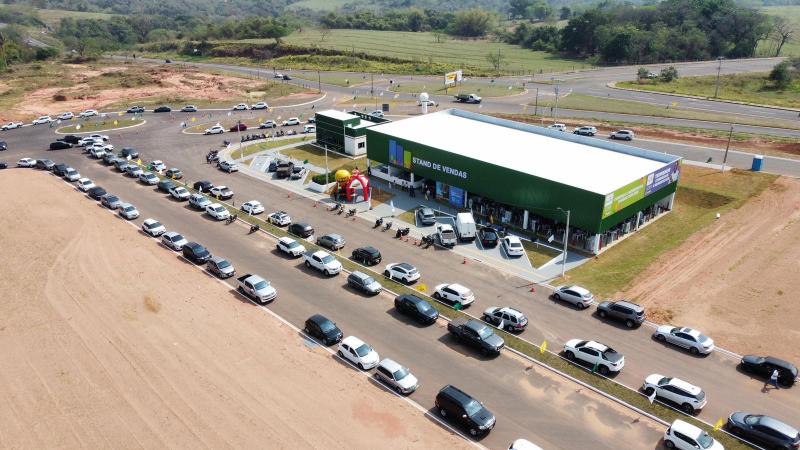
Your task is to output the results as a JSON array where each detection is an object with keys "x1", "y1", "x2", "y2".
[
  {"x1": 303, "y1": 124, "x2": 316, "y2": 133},
  {"x1": 455, "y1": 213, "x2": 477, "y2": 242}
]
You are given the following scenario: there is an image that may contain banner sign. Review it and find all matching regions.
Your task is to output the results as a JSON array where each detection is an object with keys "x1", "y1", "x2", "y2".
[
  {"x1": 645, "y1": 160, "x2": 680, "y2": 196},
  {"x1": 602, "y1": 161, "x2": 681, "y2": 218},
  {"x1": 444, "y1": 70, "x2": 463, "y2": 86}
]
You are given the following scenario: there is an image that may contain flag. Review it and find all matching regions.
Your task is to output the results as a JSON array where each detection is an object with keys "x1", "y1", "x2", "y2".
[
  {"x1": 416, "y1": 284, "x2": 427, "y2": 293},
  {"x1": 591, "y1": 361, "x2": 599, "y2": 374},
  {"x1": 539, "y1": 340, "x2": 548, "y2": 355},
  {"x1": 76, "y1": 124, "x2": 81, "y2": 130},
  {"x1": 647, "y1": 389, "x2": 657, "y2": 404},
  {"x1": 548, "y1": 234, "x2": 555, "y2": 243},
  {"x1": 113, "y1": 120, "x2": 118, "y2": 125},
  {"x1": 136, "y1": 159, "x2": 142, "y2": 166},
  {"x1": 191, "y1": 117, "x2": 197, "y2": 122},
  {"x1": 713, "y1": 418, "x2": 724, "y2": 431}
]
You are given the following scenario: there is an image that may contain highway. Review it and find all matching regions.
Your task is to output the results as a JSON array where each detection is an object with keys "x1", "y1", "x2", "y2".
[{"x1": 2, "y1": 113, "x2": 798, "y2": 449}]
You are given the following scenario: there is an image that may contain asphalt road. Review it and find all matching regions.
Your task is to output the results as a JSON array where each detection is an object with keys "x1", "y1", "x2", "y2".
[{"x1": 2, "y1": 116, "x2": 798, "y2": 447}]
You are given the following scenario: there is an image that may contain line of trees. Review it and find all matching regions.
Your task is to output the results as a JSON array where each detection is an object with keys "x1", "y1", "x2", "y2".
[{"x1": 318, "y1": 8, "x2": 497, "y2": 38}]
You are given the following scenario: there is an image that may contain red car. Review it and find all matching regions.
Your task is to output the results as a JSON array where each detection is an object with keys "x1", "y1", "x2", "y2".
[{"x1": 230, "y1": 123, "x2": 248, "y2": 132}]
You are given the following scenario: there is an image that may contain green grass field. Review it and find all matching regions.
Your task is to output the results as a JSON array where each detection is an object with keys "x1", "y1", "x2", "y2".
[
  {"x1": 231, "y1": 136, "x2": 311, "y2": 159},
  {"x1": 759, "y1": 6, "x2": 800, "y2": 56},
  {"x1": 277, "y1": 143, "x2": 363, "y2": 172},
  {"x1": 57, "y1": 118, "x2": 142, "y2": 133},
  {"x1": 0, "y1": 5, "x2": 114, "y2": 26},
  {"x1": 617, "y1": 73, "x2": 800, "y2": 110},
  {"x1": 563, "y1": 166, "x2": 777, "y2": 296},
  {"x1": 521, "y1": 240, "x2": 561, "y2": 268}
]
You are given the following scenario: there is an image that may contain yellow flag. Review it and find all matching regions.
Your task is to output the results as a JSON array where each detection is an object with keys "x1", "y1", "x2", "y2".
[
  {"x1": 136, "y1": 158, "x2": 142, "y2": 166},
  {"x1": 539, "y1": 340, "x2": 548, "y2": 354},
  {"x1": 713, "y1": 418, "x2": 724, "y2": 431},
  {"x1": 118, "y1": 111, "x2": 123, "y2": 116},
  {"x1": 416, "y1": 284, "x2": 427, "y2": 293},
  {"x1": 191, "y1": 117, "x2": 197, "y2": 122},
  {"x1": 113, "y1": 120, "x2": 118, "y2": 125}
]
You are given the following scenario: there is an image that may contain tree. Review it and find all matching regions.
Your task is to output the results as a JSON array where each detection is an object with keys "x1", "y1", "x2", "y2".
[
  {"x1": 769, "y1": 60, "x2": 792, "y2": 89},
  {"x1": 432, "y1": 30, "x2": 445, "y2": 43},
  {"x1": 407, "y1": 8, "x2": 425, "y2": 32},
  {"x1": 509, "y1": 0, "x2": 534, "y2": 20},
  {"x1": 319, "y1": 26, "x2": 331, "y2": 42},
  {"x1": 660, "y1": 66, "x2": 679, "y2": 82},
  {"x1": 637, "y1": 67, "x2": 649, "y2": 81},
  {"x1": 527, "y1": 2, "x2": 553, "y2": 22},
  {"x1": 449, "y1": 9, "x2": 494, "y2": 38},
  {"x1": 486, "y1": 50, "x2": 505, "y2": 71},
  {"x1": 560, "y1": 7, "x2": 572, "y2": 20},
  {"x1": 770, "y1": 16, "x2": 795, "y2": 57}
]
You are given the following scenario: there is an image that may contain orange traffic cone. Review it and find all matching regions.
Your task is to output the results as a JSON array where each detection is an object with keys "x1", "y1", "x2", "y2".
[{"x1": 462, "y1": 258, "x2": 467, "y2": 264}]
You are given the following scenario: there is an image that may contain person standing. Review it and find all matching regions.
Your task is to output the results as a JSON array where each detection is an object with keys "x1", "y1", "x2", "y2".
[{"x1": 766, "y1": 369, "x2": 781, "y2": 390}]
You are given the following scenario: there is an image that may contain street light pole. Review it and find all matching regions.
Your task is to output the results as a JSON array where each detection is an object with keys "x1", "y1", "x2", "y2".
[
  {"x1": 721, "y1": 123, "x2": 733, "y2": 173},
  {"x1": 317, "y1": 69, "x2": 321, "y2": 94},
  {"x1": 558, "y1": 208, "x2": 570, "y2": 278},
  {"x1": 714, "y1": 57, "x2": 724, "y2": 98},
  {"x1": 324, "y1": 143, "x2": 330, "y2": 185},
  {"x1": 552, "y1": 78, "x2": 562, "y2": 123}
]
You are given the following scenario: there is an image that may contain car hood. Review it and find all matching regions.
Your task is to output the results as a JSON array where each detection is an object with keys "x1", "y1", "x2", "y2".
[
  {"x1": 470, "y1": 406, "x2": 495, "y2": 427},
  {"x1": 484, "y1": 334, "x2": 504, "y2": 349},
  {"x1": 323, "y1": 327, "x2": 343, "y2": 341},
  {"x1": 218, "y1": 265, "x2": 235, "y2": 274},
  {"x1": 365, "y1": 281, "x2": 382, "y2": 292},
  {"x1": 397, "y1": 373, "x2": 418, "y2": 389},
  {"x1": 645, "y1": 373, "x2": 665, "y2": 386},
  {"x1": 656, "y1": 325, "x2": 674, "y2": 334},
  {"x1": 255, "y1": 284, "x2": 276, "y2": 296}
]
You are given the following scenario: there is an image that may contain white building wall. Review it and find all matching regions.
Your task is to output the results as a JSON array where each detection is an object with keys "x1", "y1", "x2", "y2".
[{"x1": 344, "y1": 135, "x2": 367, "y2": 156}]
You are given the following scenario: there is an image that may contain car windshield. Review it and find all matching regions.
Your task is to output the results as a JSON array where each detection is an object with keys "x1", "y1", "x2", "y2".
[
  {"x1": 363, "y1": 276, "x2": 376, "y2": 285},
  {"x1": 253, "y1": 280, "x2": 268, "y2": 290},
  {"x1": 416, "y1": 301, "x2": 433, "y2": 313},
  {"x1": 393, "y1": 367, "x2": 409, "y2": 381},
  {"x1": 124, "y1": 206, "x2": 135, "y2": 212},
  {"x1": 355, "y1": 344, "x2": 371, "y2": 357},
  {"x1": 476, "y1": 327, "x2": 493, "y2": 339},
  {"x1": 147, "y1": 222, "x2": 161, "y2": 229},
  {"x1": 286, "y1": 241, "x2": 299, "y2": 248},
  {"x1": 213, "y1": 207, "x2": 224, "y2": 213},
  {"x1": 217, "y1": 260, "x2": 230, "y2": 268},
  {"x1": 321, "y1": 255, "x2": 335, "y2": 264},
  {"x1": 464, "y1": 399, "x2": 482, "y2": 417},
  {"x1": 697, "y1": 432, "x2": 715, "y2": 449},
  {"x1": 319, "y1": 320, "x2": 336, "y2": 333}
]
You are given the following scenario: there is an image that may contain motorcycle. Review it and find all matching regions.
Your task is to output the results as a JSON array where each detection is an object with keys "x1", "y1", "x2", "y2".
[
  {"x1": 249, "y1": 223, "x2": 260, "y2": 234},
  {"x1": 226, "y1": 214, "x2": 237, "y2": 225},
  {"x1": 400, "y1": 227, "x2": 410, "y2": 236},
  {"x1": 383, "y1": 221, "x2": 392, "y2": 232},
  {"x1": 423, "y1": 234, "x2": 435, "y2": 247},
  {"x1": 346, "y1": 208, "x2": 357, "y2": 217},
  {"x1": 374, "y1": 217, "x2": 383, "y2": 228}
]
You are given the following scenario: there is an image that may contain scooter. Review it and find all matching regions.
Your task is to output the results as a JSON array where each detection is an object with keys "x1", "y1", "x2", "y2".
[
  {"x1": 374, "y1": 217, "x2": 383, "y2": 228},
  {"x1": 249, "y1": 223, "x2": 260, "y2": 234},
  {"x1": 400, "y1": 227, "x2": 410, "y2": 236},
  {"x1": 383, "y1": 221, "x2": 392, "y2": 232},
  {"x1": 336, "y1": 204, "x2": 345, "y2": 215},
  {"x1": 226, "y1": 214, "x2": 237, "y2": 225},
  {"x1": 346, "y1": 208, "x2": 357, "y2": 217},
  {"x1": 423, "y1": 234, "x2": 435, "y2": 248}
]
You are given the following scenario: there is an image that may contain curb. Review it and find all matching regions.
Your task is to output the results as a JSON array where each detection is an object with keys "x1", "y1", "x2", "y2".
[{"x1": 54, "y1": 120, "x2": 147, "y2": 135}]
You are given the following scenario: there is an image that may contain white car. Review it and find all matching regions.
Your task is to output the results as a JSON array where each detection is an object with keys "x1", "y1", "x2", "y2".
[
  {"x1": 282, "y1": 117, "x2": 300, "y2": 126},
  {"x1": 126, "y1": 165, "x2": 144, "y2": 177},
  {"x1": 383, "y1": 262, "x2": 420, "y2": 284},
  {"x1": 79, "y1": 109, "x2": 99, "y2": 118},
  {"x1": 369, "y1": 110, "x2": 384, "y2": 118},
  {"x1": 32, "y1": 115, "x2": 53, "y2": 125},
  {"x1": 180, "y1": 105, "x2": 198, "y2": 112},
  {"x1": 653, "y1": 326, "x2": 715, "y2": 355},
  {"x1": 509, "y1": 439, "x2": 544, "y2": 450},
  {"x1": 232, "y1": 103, "x2": 248, "y2": 110},
  {"x1": 436, "y1": 223, "x2": 457, "y2": 247},
  {"x1": 204, "y1": 125, "x2": 225, "y2": 135},
  {"x1": 610, "y1": 129, "x2": 635, "y2": 141},
  {"x1": 267, "y1": 211, "x2": 291, "y2": 226},
  {"x1": 118, "y1": 203, "x2": 140, "y2": 220},
  {"x1": 276, "y1": 236, "x2": 305, "y2": 257},
  {"x1": 206, "y1": 203, "x2": 230, "y2": 221},
  {"x1": 189, "y1": 193, "x2": 212, "y2": 210},
  {"x1": 77, "y1": 178, "x2": 95, "y2": 191},
  {"x1": 547, "y1": 123, "x2": 567, "y2": 132},
  {"x1": 375, "y1": 358, "x2": 418, "y2": 394},
  {"x1": 552, "y1": 285, "x2": 594, "y2": 309},
  {"x1": 88, "y1": 133, "x2": 109, "y2": 141},
  {"x1": 483, "y1": 306, "x2": 528, "y2": 332},
  {"x1": 139, "y1": 171, "x2": 159, "y2": 185},
  {"x1": 303, "y1": 250, "x2": 342, "y2": 275},
  {"x1": 259, "y1": 120, "x2": 277, "y2": 129},
  {"x1": 240, "y1": 200, "x2": 264, "y2": 215},
  {"x1": 57, "y1": 112, "x2": 74, "y2": 120},
  {"x1": 664, "y1": 420, "x2": 723, "y2": 450},
  {"x1": 251, "y1": 102, "x2": 269, "y2": 110},
  {"x1": 218, "y1": 160, "x2": 238, "y2": 173},
  {"x1": 337, "y1": 336, "x2": 379, "y2": 370},
  {"x1": 209, "y1": 185, "x2": 234, "y2": 199},
  {"x1": 303, "y1": 124, "x2": 316, "y2": 134},
  {"x1": 78, "y1": 137, "x2": 102, "y2": 147},
  {"x1": 89, "y1": 147, "x2": 106, "y2": 159},
  {"x1": 17, "y1": 158, "x2": 36, "y2": 168},
  {"x1": 573, "y1": 125, "x2": 598, "y2": 136},
  {"x1": 169, "y1": 186, "x2": 191, "y2": 201},
  {"x1": 563, "y1": 339, "x2": 625, "y2": 375},
  {"x1": 502, "y1": 235, "x2": 525, "y2": 257},
  {"x1": 1, "y1": 122, "x2": 23, "y2": 130},
  {"x1": 64, "y1": 168, "x2": 81, "y2": 181},
  {"x1": 161, "y1": 231, "x2": 188, "y2": 251},
  {"x1": 433, "y1": 283, "x2": 475, "y2": 307},
  {"x1": 642, "y1": 374, "x2": 707, "y2": 413},
  {"x1": 150, "y1": 160, "x2": 166, "y2": 172},
  {"x1": 418, "y1": 99, "x2": 438, "y2": 107},
  {"x1": 141, "y1": 218, "x2": 166, "y2": 237}
]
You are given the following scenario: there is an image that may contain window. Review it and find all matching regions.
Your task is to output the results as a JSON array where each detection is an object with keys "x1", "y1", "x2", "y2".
[
  {"x1": 357, "y1": 142, "x2": 365, "y2": 149},
  {"x1": 580, "y1": 348, "x2": 598, "y2": 357}
]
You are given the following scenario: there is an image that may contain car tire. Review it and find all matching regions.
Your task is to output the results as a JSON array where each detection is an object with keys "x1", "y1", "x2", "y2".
[
  {"x1": 598, "y1": 365, "x2": 610, "y2": 376},
  {"x1": 598, "y1": 310, "x2": 607, "y2": 318},
  {"x1": 664, "y1": 440, "x2": 675, "y2": 449},
  {"x1": 305, "y1": 261, "x2": 311, "y2": 268},
  {"x1": 469, "y1": 428, "x2": 478, "y2": 436},
  {"x1": 565, "y1": 351, "x2": 575, "y2": 360},
  {"x1": 681, "y1": 403, "x2": 694, "y2": 414},
  {"x1": 324, "y1": 270, "x2": 331, "y2": 276},
  {"x1": 395, "y1": 385, "x2": 403, "y2": 394},
  {"x1": 553, "y1": 293, "x2": 561, "y2": 301},
  {"x1": 625, "y1": 319, "x2": 634, "y2": 328},
  {"x1": 433, "y1": 292, "x2": 441, "y2": 300},
  {"x1": 357, "y1": 363, "x2": 364, "y2": 370},
  {"x1": 480, "y1": 348, "x2": 489, "y2": 356},
  {"x1": 656, "y1": 334, "x2": 666, "y2": 342},
  {"x1": 690, "y1": 347, "x2": 699, "y2": 355},
  {"x1": 643, "y1": 387, "x2": 655, "y2": 396},
  {"x1": 384, "y1": 270, "x2": 390, "y2": 278}
]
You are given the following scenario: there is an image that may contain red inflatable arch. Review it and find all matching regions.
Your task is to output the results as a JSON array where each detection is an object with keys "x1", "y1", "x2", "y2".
[{"x1": 344, "y1": 169, "x2": 370, "y2": 202}]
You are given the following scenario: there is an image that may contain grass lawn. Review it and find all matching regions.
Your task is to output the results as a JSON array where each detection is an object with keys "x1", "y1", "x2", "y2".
[
  {"x1": 521, "y1": 240, "x2": 562, "y2": 268},
  {"x1": 395, "y1": 209, "x2": 417, "y2": 225},
  {"x1": 291, "y1": 72, "x2": 367, "y2": 87},
  {"x1": 389, "y1": 80, "x2": 524, "y2": 97},
  {"x1": 561, "y1": 166, "x2": 778, "y2": 297},
  {"x1": 759, "y1": 6, "x2": 800, "y2": 56},
  {"x1": 57, "y1": 118, "x2": 143, "y2": 133},
  {"x1": 231, "y1": 136, "x2": 311, "y2": 159},
  {"x1": 277, "y1": 143, "x2": 366, "y2": 172},
  {"x1": 0, "y1": 5, "x2": 114, "y2": 26},
  {"x1": 616, "y1": 73, "x2": 800, "y2": 110}
]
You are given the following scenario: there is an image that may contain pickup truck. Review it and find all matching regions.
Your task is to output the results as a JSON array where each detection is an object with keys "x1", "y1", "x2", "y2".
[
  {"x1": 236, "y1": 274, "x2": 277, "y2": 303},
  {"x1": 303, "y1": 250, "x2": 342, "y2": 276},
  {"x1": 276, "y1": 161, "x2": 294, "y2": 179},
  {"x1": 436, "y1": 223, "x2": 457, "y2": 247},
  {"x1": 447, "y1": 317, "x2": 504, "y2": 356},
  {"x1": 454, "y1": 93, "x2": 482, "y2": 104}
]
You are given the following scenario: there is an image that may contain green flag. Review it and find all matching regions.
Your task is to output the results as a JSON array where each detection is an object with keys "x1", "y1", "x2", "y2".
[{"x1": 592, "y1": 361, "x2": 599, "y2": 374}]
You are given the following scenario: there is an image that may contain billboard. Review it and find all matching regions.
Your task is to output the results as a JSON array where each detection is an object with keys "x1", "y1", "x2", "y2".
[
  {"x1": 444, "y1": 70, "x2": 463, "y2": 86},
  {"x1": 645, "y1": 160, "x2": 680, "y2": 196},
  {"x1": 602, "y1": 161, "x2": 681, "y2": 218}
]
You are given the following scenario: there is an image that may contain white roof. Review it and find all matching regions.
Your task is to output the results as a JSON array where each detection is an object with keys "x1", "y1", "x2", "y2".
[
  {"x1": 368, "y1": 110, "x2": 671, "y2": 194},
  {"x1": 317, "y1": 109, "x2": 358, "y2": 121}
]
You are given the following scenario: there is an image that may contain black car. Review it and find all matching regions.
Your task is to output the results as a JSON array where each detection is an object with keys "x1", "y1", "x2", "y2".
[
  {"x1": 53, "y1": 163, "x2": 68, "y2": 177},
  {"x1": 596, "y1": 300, "x2": 646, "y2": 328},
  {"x1": 119, "y1": 147, "x2": 139, "y2": 159},
  {"x1": 727, "y1": 413, "x2": 799, "y2": 450},
  {"x1": 35, "y1": 159, "x2": 55, "y2": 170},
  {"x1": 282, "y1": 74, "x2": 292, "y2": 80},
  {"x1": 193, "y1": 180, "x2": 214, "y2": 193},
  {"x1": 268, "y1": 161, "x2": 278, "y2": 172},
  {"x1": 352, "y1": 246, "x2": 382, "y2": 266},
  {"x1": 304, "y1": 314, "x2": 342, "y2": 346},
  {"x1": 739, "y1": 355, "x2": 797, "y2": 387},
  {"x1": 182, "y1": 242, "x2": 212, "y2": 264},
  {"x1": 0, "y1": 162, "x2": 7, "y2": 169},
  {"x1": 435, "y1": 385, "x2": 495, "y2": 436},
  {"x1": 60, "y1": 135, "x2": 81, "y2": 144},
  {"x1": 477, "y1": 227, "x2": 500, "y2": 248},
  {"x1": 87, "y1": 186, "x2": 107, "y2": 200},
  {"x1": 165, "y1": 168, "x2": 183, "y2": 179},
  {"x1": 127, "y1": 106, "x2": 145, "y2": 114},
  {"x1": 49, "y1": 141, "x2": 73, "y2": 150},
  {"x1": 153, "y1": 105, "x2": 171, "y2": 113},
  {"x1": 157, "y1": 179, "x2": 175, "y2": 192},
  {"x1": 0, "y1": 141, "x2": 6, "y2": 151},
  {"x1": 394, "y1": 294, "x2": 438, "y2": 325},
  {"x1": 288, "y1": 222, "x2": 314, "y2": 238}
]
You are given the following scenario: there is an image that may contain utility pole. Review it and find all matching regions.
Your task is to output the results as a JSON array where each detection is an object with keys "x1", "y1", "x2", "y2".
[
  {"x1": 552, "y1": 78, "x2": 562, "y2": 122},
  {"x1": 317, "y1": 69, "x2": 321, "y2": 94},
  {"x1": 721, "y1": 123, "x2": 733, "y2": 172},
  {"x1": 558, "y1": 208, "x2": 570, "y2": 278},
  {"x1": 324, "y1": 143, "x2": 330, "y2": 185},
  {"x1": 534, "y1": 87, "x2": 539, "y2": 116},
  {"x1": 714, "y1": 57, "x2": 724, "y2": 98}
]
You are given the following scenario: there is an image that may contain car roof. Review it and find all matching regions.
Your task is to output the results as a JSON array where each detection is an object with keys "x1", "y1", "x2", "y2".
[
  {"x1": 671, "y1": 419, "x2": 703, "y2": 439},
  {"x1": 395, "y1": 262, "x2": 415, "y2": 270},
  {"x1": 358, "y1": 246, "x2": 379, "y2": 254},
  {"x1": 209, "y1": 255, "x2": 226, "y2": 263},
  {"x1": 438, "y1": 385, "x2": 473, "y2": 404},
  {"x1": 341, "y1": 335, "x2": 365, "y2": 347},
  {"x1": 494, "y1": 306, "x2": 525, "y2": 317},
  {"x1": 680, "y1": 327, "x2": 701, "y2": 337},
  {"x1": 448, "y1": 283, "x2": 470, "y2": 293},
  {"x1": 143, "y1": 218, "x2": 159, "y2": 224},
  {"x1": 120, "y1": 203, "x2": 133, "y2": 208},
  {"x1": 379, "y1": 358, "x2": 402, "y2": 372},
  {"x1": 583, "y1": 341, "x2": 609, "y2": 352},
  {"x1": 312, "y1": 250, "x2": 331, "y2": 257},
  {"x1": 614, "y1": 300, "x2": 643, "y2": 311},
  {"x1": 756, "y1": 415, "x2": 799, "y2": 438},
  {"x1": 667, "y1": 378, "x2": 701, "y2": 395},
  {"x1": 764, "y1": 356, "x2": 798, "y2": 372},
  {"x1": 324, "y1": 233, "x2": 342, "y2": 239},
  {"x1": 438, "y1": 224, "x2": 454, "y2": 230},
  {"x1": 278, "y1": 236, "x2": 295, "y2": 243},
  {"x1": 399, "y1": 294, "x2": 424, "y2": 303},
  {"x1": 505, "y1": 235, "x2": 522, "y2": 242},
  {"x1": 309, "y1": 314, "x2": 332, "y2": 325},
  {"x1": 350, "y1": 271, "x2": 370, "y2": 280}
]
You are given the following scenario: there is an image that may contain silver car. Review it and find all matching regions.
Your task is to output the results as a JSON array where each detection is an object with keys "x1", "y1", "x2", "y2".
[
  {"x1": 207, "y1": 256, "x2": 235, "y2": 278},
  {"x1": 375, "y1": 358, "x2": 418, "y2": 395},
  {"x1": 654, "y1": 326, "x2": 715, "y2": 355},
  {"x1": 118, "y1": 203, "x2": 140, "y2": 220},
  {"x1": 100, "y1": 194, "x2": 122, "y2": 210},
  {"x1": 553, "y1": 285, "x2": 594, "y2": 309},
  {"x1": 317, "y1": 233, "x2": 346, "y2": 251},
  {"x1": 161, "y1": 231, "x2": 188, "y2": 251},
  {"x1": 139, "y1": 171, "x2": 159, "y2": 185},
  {"x1": 189, "y1": 193, "x2": 212, "y2": 210}
]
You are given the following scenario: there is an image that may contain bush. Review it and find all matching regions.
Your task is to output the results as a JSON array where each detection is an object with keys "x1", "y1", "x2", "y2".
[
  {"x1": 660, "y1": 66, "x2": 679, "y2": 82},
  {"x1": 311, "y1": 171, "x2": 337, "y2": 185},
  {"x1": 52, "y1": 94, "x2": 67, "y2": 102},
  {"x1": 769, "y1": 61, "x2": 792, "y2": 89}
]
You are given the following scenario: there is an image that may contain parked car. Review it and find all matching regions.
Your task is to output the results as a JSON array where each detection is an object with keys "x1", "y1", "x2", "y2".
[
  {"x1": 64, "y1": 168, "x2": 81, "y2": 181},
  {"x1": 290, "y1": 165, "x2": 306, "y2": 179},
  {"x1": 79, "y1": 109, "x2": 98, "y2": 118},
  {"x1": 384, "y1": 262, "x2": 420, "y2": 284},
  {"x1": 726, "y1": 413, "x2": 800, "y2": 449},
  {"x1": 664, "y1": 419, "x2": 723, "y2": 450},
  {"x1": 89, "y1": 147, "x2": 107, "y2": 159},
  {"x1": 267, "y1": 211, "x2": 291, "y2": 226},
  {"x1": 35, "y1": 159, "x2": 55, "y2": 171},
  {"x1": 509, "y1": 440, "x2": 544, "y2": 450},
  {"x1": 351, "y1": 246, "x2": 381, "y2": 266},
  {"x1": 17, "y1": 158, "x2": 36, "y2": 168},
  {"x1": 433, "y1": 283, "x2": 475, "y2": 308},
  {"x1": 447, "y1": 317, "x2": 505, "y2": 356},
  {"x1": 477, "y1": 227, "x2": 500, "y2": 248},
  {"x1": 193, "y1": 180, "x2": 214, "y2": 193},
  {"x1": 126, "y1": 165, "x2": 144, "y2": 178},
  {"x1": 229, "y1": 123, "x2": 247, "y2": 132},
  {"x1": 1, "y1": 121, "x2": 23, "y2": 130},
  {"x1": 153, "y1": 105, "x2": 171, "y2": 113},
  {"x1": 304, "y1": 314, "x2": 342, "y2": 346},
  {"x1": 337, "y1": 336, "x2": 379, "y2": 370},
  {"x1": 180, "y1": 105, "x2": 197, "y2": 112},
  {"x1": 232, "y1": 103, "x2": 248, "y2": 110},
  {"x1": 88, "y1": 133, "x2": 109, "y2": 142},
  {"x1": 394, "y1": 294, "x2": 439, "y2": 325},
  {"x1": 141, "y1": 218, "x2": 166, "y2": 237},
  {"x1": 643, "y1": 374, "x2": 707, "y2": 413},
  {"x1": 610, "y1": 129, "x2": 635, "y2": 141},
  {"x1": 268, "y1": 160, "x2": 278, "y2": 172},
  {"x1": 60, "y1": 135, "x2": 81, "y2": 144},
  {"x1": 119, "y1": 147, "x2": 139, "y2": 159},
  {"x1": 49, "y1": 141, "x2": 72, "y2": 150},
  {"x1": 653, "y1": 326, "x2": 715, "y2": 355},
  {"x1": 209, "y1": 185, "x2": 234, "y2": 200},
  {"x1": 204, "y1": 125, "x2": 225, "y2": 135},
  {"x1": 276, "y1": 161, "x2": 294, "y2": 179},
  {"x1": 189, "y1": 193, "x2": 212, "y2": 210},
  {"x1": 127, "y1": 106, "x2": 144, "y2": 114},
  {"x1": 157, "y1": 179, "x2": 175, "y2": 193},
  {"x1": 182, "y1": 242, "x2": 211, "y2": 264},
  {"x1": 303, "y1": 124, "x2": 316, "y2": 134},
  {"x1": 150, "y1": 160, "x2": 166, "y2": 172},
  {"x1": 483, "y1": 306, "x2": 528, "y2": 332},
  {"x1": 161, "y1": 231, "x2": 188, "y2": 251},
  {"x1": 206, "y1": 203, "x2": 230, "y2": 221},
  {"x1": 288, "y1": 222, "x2": 314, "y2": 238},
  {"x1": 87, "y1": 187, "x2": 107, "y2": 200},
  {"x1": 76, "y1": 177, "x2": 95, "y2": 191},
  {"x1": 573, "y1": 126, "x2": 597, "y2": 136},
  {"x1": 547, "y1": 123, "x2": 567, "y2": 132},
  {"x1": 169, "y1": 186, "x2": 191, "y2": 201},
  {"x1": 435, "y1": 385, "x2": 495, "y2": 436},
  {"x1": 454, "y1": 93, "x2": 482, "y2": 104},
  {"x1": 259, "y1": 120, "x2": 277, "y2": 129},
  {"x1": 436, "y1": 224, "x2": 457, "y2": 247},
  {"x1": 282, "y1": 117, "x2": 300, "y2": 126},
  {"x1": 282, "y1": 74, "x2": 291, "y2": 80},
  {"x1": 303, "y1": 250, "x2": 342, "y2": 276},
  {"x1": 240, "y1": 200, "x2": 264, "y2": 215},
  {"x1": 317, "y1": 233, "x2": 346, "y2": 251},
  {"x1": 165, "y1": 168, "x2": 182, "y2": 179},
  {"x1": 32, "y1": 115, "x2": 53, "y2": 125},
  {"x1": 596, "y1": 300, "x2": 646, "y2": 328},
  {"x1": 218, "y1": 160, "x2": 238, "y2": 173},
  {"x1": 347, "y1": 271, "x2": 382, "y2": 295},
  {"x1": 0, "y1": 162, "x2": 6, "y2": 169},
  {"x1": 416, "y1": 207, "x2": 436, "y2": 226},
  {"x1": 418, "y1": 98, "x2": 438, "y2": 107},
  {"x1": 563, "y1": 339, "x2": 625, "y2": 375},
  {"x1": 118, "y1": 203, "x2": 139, "y2": 220},
  {"x1": 139, "y1": 172, "x2": 159, "y2": 185},
  {"x1": 276, "y1": 236, "x2": 306, "y2": 257},
  {"x1": 100, "y1": 194, "x2": 122, "y2": 209},
  {"x1": 502, "y1": 235, "x2": 525, "y2": 257},
  {"x1": 52, "y1": 164, "x2": 68, "y2": 176},
  {"x1": 206, "y1": 256, "x2": 235, "y2": 278},
  {"x1": 739, "y1": 355, "x2": 797, "y2": 387},
  {"x1": 553, "y1": 285, "x2": 594, "y2": 309},
  {"x1": 376, "y1": 358, "x2": 418, "y2": 395},
  {"x1": 251, "y1": 102, "x2": 268, "y2": 110},
  {"x1": 236, "y1": 274, "x2": 277, "y2": 303}
]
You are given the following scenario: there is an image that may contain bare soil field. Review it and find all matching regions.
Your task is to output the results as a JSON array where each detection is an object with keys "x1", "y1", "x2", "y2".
[
  {"x1": 0, "y1": 170, "x2": 470, "y2": 449},
  {"x1": 622, "y1": 176, "x2": 800, "y2": 362}
]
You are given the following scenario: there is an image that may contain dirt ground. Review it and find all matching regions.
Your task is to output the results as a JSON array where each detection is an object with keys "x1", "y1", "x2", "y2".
[
  {"x1": 622, "y1": 176, "x2": 800, "y2": 362},
  {"x1": 0, "y1": 170, "x2": 470, "y2": 449}
]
